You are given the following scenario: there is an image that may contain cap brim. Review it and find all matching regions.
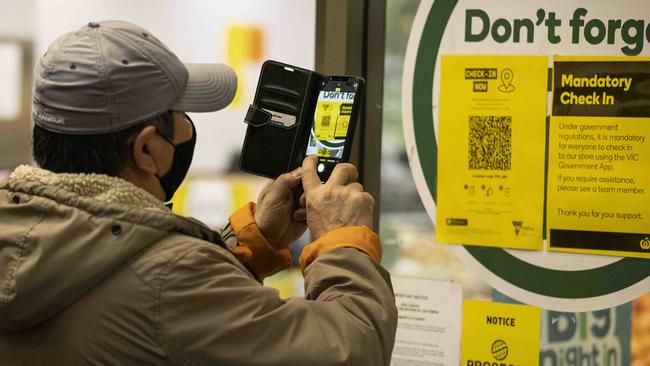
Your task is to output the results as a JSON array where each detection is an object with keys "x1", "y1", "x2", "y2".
[{"x1": 171, "y1": 63, "x2": 237, "y2": 112}]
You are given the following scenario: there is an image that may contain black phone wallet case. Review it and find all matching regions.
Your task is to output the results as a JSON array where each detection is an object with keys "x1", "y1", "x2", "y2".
[{"x1": 240, "y1": 60, "x2": 321, "y2": 179}]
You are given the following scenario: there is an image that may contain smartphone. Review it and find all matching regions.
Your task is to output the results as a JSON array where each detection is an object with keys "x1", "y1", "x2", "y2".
[
  {"x1": 304, "y1": 76, "x2": 365, "y2": 181},
  {"x1": 240, "y1": 61, "x2": 365, "y2": 180}
]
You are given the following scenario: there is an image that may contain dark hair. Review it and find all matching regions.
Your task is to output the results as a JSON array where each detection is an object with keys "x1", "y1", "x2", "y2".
[{"x1": 32, "y1": 111, "x2": 175, "y2": 176}]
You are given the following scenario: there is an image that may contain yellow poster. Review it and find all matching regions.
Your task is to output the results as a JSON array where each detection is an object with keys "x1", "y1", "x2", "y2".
[
  {"x1": 461, "y1": 301, "x2": 540, "y2": 366},
  {"x1": 547, "y1": 56, "x2": 650, "y2": 259},
  {"x1": 436, "y1": 55, "x2": 548, "y2": 250},
  {"x1": 314, "y1": 101, "x2": 339, "y2": 140}
]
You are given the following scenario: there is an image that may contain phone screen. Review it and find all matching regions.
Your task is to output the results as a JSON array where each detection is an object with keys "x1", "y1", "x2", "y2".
[{"x1": 305, "y1": 79, "x2": 358, "y2": 179}]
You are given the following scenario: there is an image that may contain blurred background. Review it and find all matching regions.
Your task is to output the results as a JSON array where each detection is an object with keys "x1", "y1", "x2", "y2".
[{"x1": 0, "y1": 0, "x2": 647, "y2": 364}]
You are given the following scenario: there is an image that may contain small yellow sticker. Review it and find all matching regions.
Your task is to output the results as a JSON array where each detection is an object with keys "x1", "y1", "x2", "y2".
[{"x1": 317, "y1": 147, "x2": 331, "y2": 157}]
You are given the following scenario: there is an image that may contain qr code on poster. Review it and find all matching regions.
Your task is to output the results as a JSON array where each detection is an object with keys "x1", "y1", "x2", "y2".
[{"x1": 468, "y1": 115, "x2": 512, "y2": 170}]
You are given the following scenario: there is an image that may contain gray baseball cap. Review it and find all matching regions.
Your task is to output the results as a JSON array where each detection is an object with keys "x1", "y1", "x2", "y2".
[{"x1": 33, "y1": 20, "x2": 237, "y2": 134}]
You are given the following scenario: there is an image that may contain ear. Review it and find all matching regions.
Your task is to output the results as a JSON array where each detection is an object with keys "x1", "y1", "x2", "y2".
[{"x1": 131, "y1": 125, "x2": 165, "y2": 175}]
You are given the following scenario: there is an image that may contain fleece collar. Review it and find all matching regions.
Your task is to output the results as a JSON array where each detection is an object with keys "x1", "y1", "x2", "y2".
[{"x1": 7, "y1": 165, "x2": 168, "y2": 212}]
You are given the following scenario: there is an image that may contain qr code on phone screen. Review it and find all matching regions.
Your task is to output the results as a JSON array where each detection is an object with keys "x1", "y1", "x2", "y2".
[
  {"x1": 468, "y1": 115, "x2": 512, "y2": 170},
  {"x1": 321, "y1": 116, "x2": 331, "y2": 127}
]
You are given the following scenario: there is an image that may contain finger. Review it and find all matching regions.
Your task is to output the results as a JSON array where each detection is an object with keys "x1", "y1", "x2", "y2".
[
  {"x1": 301, "y1": 155, "x2": 321, "y2": 192},
  {"x1": 276, "y1": 167, "x2": 302, "y2": 189},
  {"x1": 347, "y1": 182, "x2": 364, "y2": 192},
  {"x1": 299, "y1": 192, "x2": 306, "y2": 207},
  {"x1": 326, "y1": 163, "x2": 358, "y2": 187},
  {"x1": 292, "y1": 185, "x2": 305, "y2": 207},
  {"x1": 290, "y1": 166, "x2": 303, "y2": 179},
  {"x1": 292, "y1": 208, "x2": 307, "y2": 222},
  {"x1": 362, "y1": 192, "x2": 376, "y2": 207}
]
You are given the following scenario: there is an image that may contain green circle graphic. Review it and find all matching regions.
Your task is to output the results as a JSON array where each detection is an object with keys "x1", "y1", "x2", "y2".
[{"x1": 410, "y1": 0, "x2": 650, "y2": 298}]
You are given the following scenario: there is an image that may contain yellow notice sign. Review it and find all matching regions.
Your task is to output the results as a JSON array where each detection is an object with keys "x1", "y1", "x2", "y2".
[
  {"x1": 461, "y1": 301, "x2": 540, "y2": 366},
  {"x1": 547, "y1": 56, "x2": 650, "y2": 259},
  {"x1": 437, "y1": 55, "x2": 548, "y2": 249}
]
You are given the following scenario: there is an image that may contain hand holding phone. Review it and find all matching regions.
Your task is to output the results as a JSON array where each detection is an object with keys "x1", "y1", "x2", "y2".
[{"x1": 301, "y1": 156, "x2": 374, "y2": 240}]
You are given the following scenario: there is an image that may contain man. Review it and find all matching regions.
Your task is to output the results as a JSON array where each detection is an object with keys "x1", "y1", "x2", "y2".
[{"x1": 0, "y1": 21, "x2": 397, "y2": 365}]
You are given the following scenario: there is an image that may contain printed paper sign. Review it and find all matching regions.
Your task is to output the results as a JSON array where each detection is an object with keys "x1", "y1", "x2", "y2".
[
  {"x1": 461, "y1": 301, "x2": 540, "y2": 366},
  {"x1": 547, "y1": 56, "x2": 650, "y2": 259},
  {"x1": 390, "y1": 277, "x2": 462, "y2": 366},
  {"x1": 436, "y1": 55, "x2": 548, "y2": 250}
]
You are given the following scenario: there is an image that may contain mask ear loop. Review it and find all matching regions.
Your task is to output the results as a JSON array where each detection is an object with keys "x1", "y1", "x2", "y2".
[
  {"x1": 159, "y1": 113, "x2": 194, "y2": 147},
  {"x1": 154, "y1": 128, "x2": 176, "y2": 181},
  {"x1": 158, "y1": 112, "x2": 184, "y2": 147},
  {"x1": 184, "y1": 113, "x2": 196, "y2": 140},
  {"x1": 159, "y1": 133, "x2": 176, "y2": 147}
]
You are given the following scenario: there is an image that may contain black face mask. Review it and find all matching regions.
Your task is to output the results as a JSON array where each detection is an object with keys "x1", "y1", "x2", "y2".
[{"x1": 156, "y1": 115, "x2": 196, "y2": 202}]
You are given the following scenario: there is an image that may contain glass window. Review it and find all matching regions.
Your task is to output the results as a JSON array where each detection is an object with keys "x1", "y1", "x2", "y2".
[{"x1": 380, "y1": 0, "x2": 490, "y2": 300}]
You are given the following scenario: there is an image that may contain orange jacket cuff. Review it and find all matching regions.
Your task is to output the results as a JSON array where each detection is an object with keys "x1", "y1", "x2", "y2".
[
  {"x1": 228, "y1": 202, "x2": 292, "y2": 280},
  {"x1": 299, "y1": 226, "x2": 381, "y2": 272}
]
